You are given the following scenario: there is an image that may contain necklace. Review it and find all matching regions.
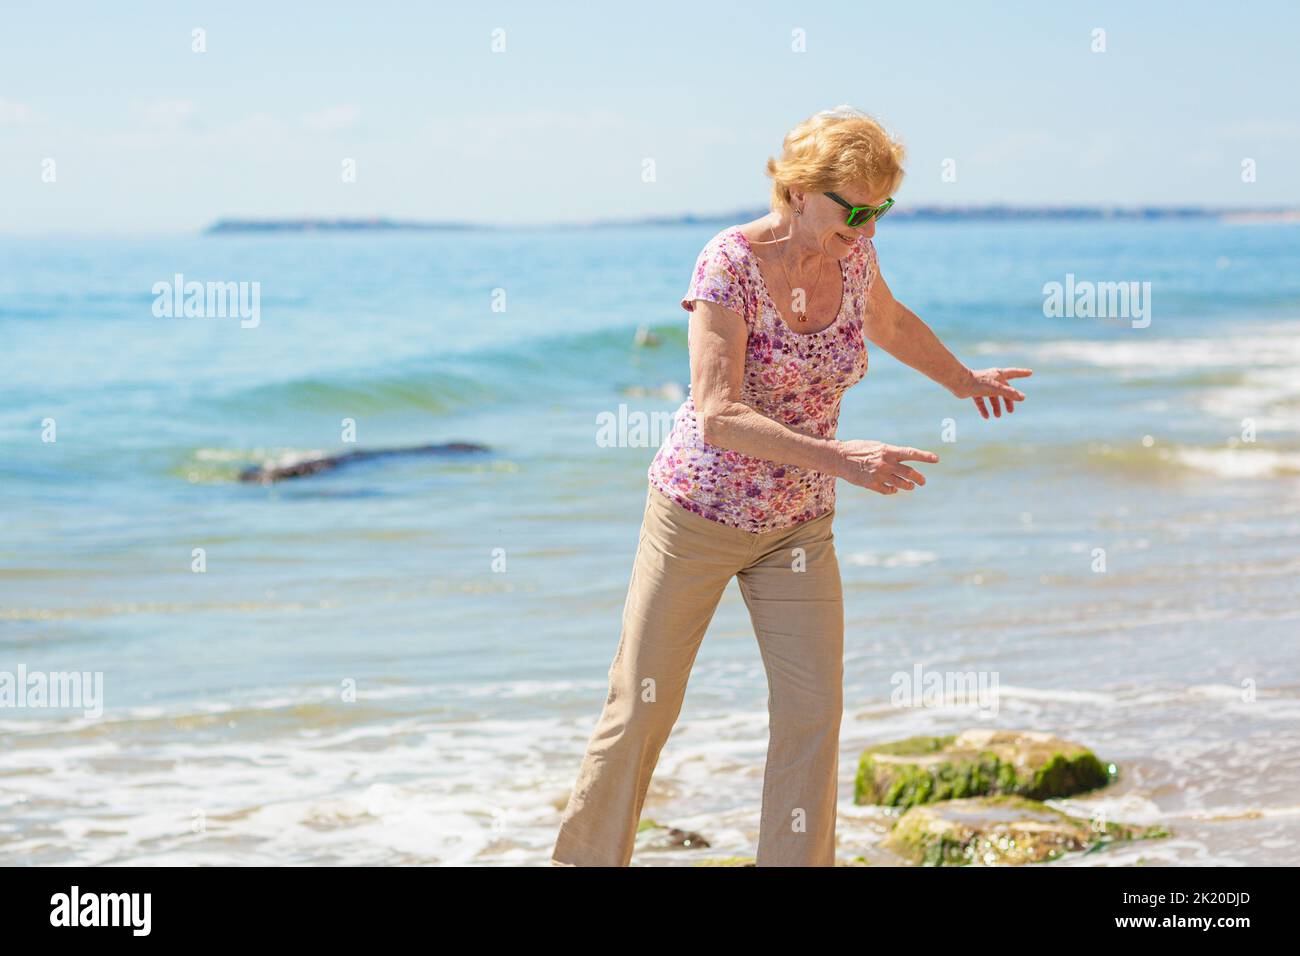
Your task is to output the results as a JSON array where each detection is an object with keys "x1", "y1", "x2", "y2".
[{"x1": 767, "y1": 216, "x2": 822, "y2": 323}]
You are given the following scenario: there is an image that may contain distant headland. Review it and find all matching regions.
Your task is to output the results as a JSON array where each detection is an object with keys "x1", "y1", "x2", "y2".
[
  {"x1": 204, "y1": 206, "x2": 1300, "y2": 234},
  {"x1": 205, "y1": 217, "x2": 480, "y2": 233}
]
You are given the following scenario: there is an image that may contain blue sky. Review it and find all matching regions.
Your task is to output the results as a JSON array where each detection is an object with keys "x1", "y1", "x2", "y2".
[{"x1": 2, "y1": 0, "x2": 1298, "y2": 234}]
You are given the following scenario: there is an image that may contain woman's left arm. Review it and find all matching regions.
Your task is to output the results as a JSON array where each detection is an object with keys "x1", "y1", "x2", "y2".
[{"x1": 864, "y1": 264, "x2": 1033, "y2": 419}]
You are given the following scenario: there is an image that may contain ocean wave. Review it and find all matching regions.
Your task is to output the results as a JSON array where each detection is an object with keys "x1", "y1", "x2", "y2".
[
  {"x1": 0, "y1": 596, "x2": 344, "y2": 621},
  {"x1": 1166, "y1": 446, "x2": 1300, "y2": 478},
  {"x1": 1078, "y1": 440, "x2": 1300, "y2": 478},
  {"x1": 212, "y1": 320, "x2": 687, "y2": 416},
  {"x1": 952, "y1": 438, "x2": 1300, "y2": 479},
  {"x1": 220, "y1": 369, "x2": 493, "y2": 416},
  {"x1": 0, "y1": 679, "x2": 600, "y2": 737},
  {"x1": 0, "y1": 699, "x2": 424, "y2": 741},
  {"x1": 995, "y1": 327, "x2": 1300, "y2": 372},
  {"x1": 982, "y1": 329, "x2": 1300, "y2": 432},
  {"x1": 1195, "y1": 367, "x2": 1300, "y2": 431}
]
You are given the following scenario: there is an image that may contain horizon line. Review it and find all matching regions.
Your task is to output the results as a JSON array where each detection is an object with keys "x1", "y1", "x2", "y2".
[{"x1": 201, "y1": 204, "x2": 1300, "y2": 234}]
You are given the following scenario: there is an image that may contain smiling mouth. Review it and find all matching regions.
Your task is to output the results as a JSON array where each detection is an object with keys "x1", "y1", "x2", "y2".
[{"x1": 836, "y1": 232, "x2": 854, "y2": 242}]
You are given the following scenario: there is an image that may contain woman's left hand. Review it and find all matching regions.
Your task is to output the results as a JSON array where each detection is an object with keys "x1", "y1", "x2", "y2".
[{"x1": 952, "y1": 367, "x2": 1033, "y2": 419}]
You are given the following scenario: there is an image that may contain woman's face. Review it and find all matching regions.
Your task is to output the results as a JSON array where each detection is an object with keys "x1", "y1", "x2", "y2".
[{"x1": 792, "y1": 184, "x2": 890, "y2": 257}]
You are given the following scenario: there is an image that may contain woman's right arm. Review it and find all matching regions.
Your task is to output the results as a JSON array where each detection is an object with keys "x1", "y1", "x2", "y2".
[{"x1": 688, "y1": 299, "x2": 939, "y2": 495}]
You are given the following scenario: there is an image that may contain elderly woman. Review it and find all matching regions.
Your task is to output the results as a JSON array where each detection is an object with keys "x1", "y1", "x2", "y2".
[{"x1": 552, "y1": 106, "x2": 1031, "y2": 867}]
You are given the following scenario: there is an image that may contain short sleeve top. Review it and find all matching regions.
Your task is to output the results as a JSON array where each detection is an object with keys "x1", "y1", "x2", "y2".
[{"x1": 647, "y1": 225, "x2": 877, "y2": 533}]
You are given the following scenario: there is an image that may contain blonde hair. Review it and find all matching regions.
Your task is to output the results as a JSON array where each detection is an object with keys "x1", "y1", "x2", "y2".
[{"x1": 765, "y1": 105, "x2": 906, "y2": 215}]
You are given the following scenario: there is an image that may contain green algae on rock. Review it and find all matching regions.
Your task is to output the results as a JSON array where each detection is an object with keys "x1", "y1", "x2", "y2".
[
  {"x1": 885, "y1": 794, "x2": 1168, "y2": 866},
  {"x1": 854, "y1": 729, "x2": 1113, "y2": 809}
]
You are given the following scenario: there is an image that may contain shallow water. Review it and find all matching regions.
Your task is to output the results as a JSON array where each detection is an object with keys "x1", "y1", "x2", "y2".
[{"x1": 2, "y1": 221, "x2": 1298, "y2": 864}]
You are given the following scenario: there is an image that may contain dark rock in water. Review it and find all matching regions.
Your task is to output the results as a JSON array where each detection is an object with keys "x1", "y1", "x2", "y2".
[
  {"x1": 238, "y1": 442, "x2": 489, "y2": 484},
  {"x1": 635, "y1": 818, "x2": 711, "y2": 851},
  {"x1": 855, "y1": 729, "x2": 1113, "y2": 810}
]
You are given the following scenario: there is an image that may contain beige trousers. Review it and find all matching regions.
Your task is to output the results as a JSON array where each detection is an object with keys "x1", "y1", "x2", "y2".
[{"x1": 552, "y1": 484, "x2": 845, "y2": 866}]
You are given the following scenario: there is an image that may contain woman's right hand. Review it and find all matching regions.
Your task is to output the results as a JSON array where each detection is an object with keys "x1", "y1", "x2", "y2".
[{"x1": 830, "y1": 439, "x2": 940, "y2": 495}]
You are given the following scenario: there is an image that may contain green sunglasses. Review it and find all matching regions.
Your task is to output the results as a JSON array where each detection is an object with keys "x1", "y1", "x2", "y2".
[{"x1": 824, "y1": 191, "x2": 895, "y2": 227}]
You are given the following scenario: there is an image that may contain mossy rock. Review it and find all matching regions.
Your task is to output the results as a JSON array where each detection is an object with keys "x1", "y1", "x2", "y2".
[
  {"x1": 854, "y1": 729, "x2": 1113, "y2": 809},
  {"x1": 885, "y1": 794, "x2": 1169, "y2": 866}
]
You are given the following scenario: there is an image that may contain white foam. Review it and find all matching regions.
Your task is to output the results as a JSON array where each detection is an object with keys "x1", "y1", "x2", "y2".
[
  {"x1": 1048, "y1": 792, "x2": 1165, "y2": 825},
  {"x1": 844, "y1": 549, "x2": 938, "y2": 568},
  {"x1": 6, "y1": 671, "x2": 1299, "y2": 865},
  {"x1": 1167, "y1": 447, "x2": 1300, "y2": 478},
  {"x1": 1197, "y1": 368, "x2": 1300, "y2": 431},
  {"x1": 1000, "y1": 330, "x2": 1300, "y2": 371},
  {"x1": 991, "y1": 685, "x2": 1118, "y2": 706},
  {"x1": 194, "y1": 446, "x2": 326, "y2": 465}
]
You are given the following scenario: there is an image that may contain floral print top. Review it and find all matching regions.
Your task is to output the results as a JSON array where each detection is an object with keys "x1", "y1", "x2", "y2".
[{"x1": 647, "y1": 225, "x2": 877, "y2": 533}]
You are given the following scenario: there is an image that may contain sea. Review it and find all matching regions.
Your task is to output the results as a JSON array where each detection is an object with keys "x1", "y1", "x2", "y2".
[{"x1": 2, "y1": 219, "x2": 1298, "y2": 865}]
